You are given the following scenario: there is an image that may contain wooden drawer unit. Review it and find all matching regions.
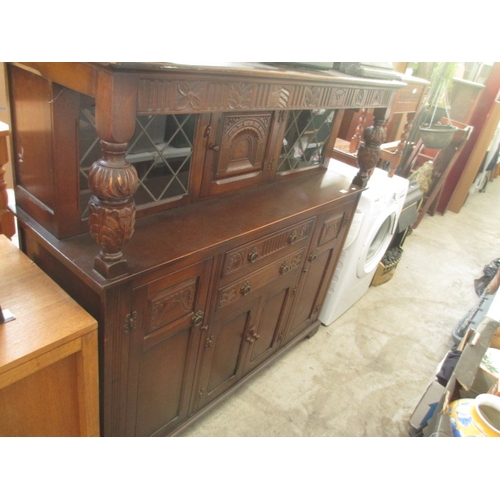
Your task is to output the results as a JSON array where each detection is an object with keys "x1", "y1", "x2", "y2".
[
  {"x1": 217, "y1": 245, "x2": 307, "y2": 311},
  {"x1": 221, "y1": 217, "x2": 315, "y2": 282}
]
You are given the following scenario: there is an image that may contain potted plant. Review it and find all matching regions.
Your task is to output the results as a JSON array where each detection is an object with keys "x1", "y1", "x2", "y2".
[{"x1": 419, "y1": 62, "x2": 459, "y2": 149}]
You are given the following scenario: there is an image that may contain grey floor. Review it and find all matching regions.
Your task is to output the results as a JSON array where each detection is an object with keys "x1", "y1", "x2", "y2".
[{"x1": 181, "y1": 173, "x2": 500, "y2": 437}]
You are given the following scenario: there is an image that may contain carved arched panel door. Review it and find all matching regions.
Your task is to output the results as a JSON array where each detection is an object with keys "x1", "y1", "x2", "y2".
[{"x1": 200, "y1": 111, "x2": 283, "y2": 198}]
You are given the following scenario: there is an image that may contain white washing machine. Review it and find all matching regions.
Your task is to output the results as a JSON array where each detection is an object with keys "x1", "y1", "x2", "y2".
[{"x1": 319, "y1": 160, "x2": 409, "y2": 326}]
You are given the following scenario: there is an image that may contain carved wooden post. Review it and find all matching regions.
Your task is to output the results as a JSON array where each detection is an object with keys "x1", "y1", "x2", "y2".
[
  {"x1": 396, "y1": 111, "x2": 416, "y2": 156},
  {"x1": 88, "y1": 72, "x2": 139, "y2": 279},
  {"x1": 385, "y1": 111, "x2": 416, "y2": 178},
  {"x1": 349, "y1": 108, "x2": 367, "y2": 153},
  {"x1": 352, "y1": 108, "x2": 387, "y2": 188}
]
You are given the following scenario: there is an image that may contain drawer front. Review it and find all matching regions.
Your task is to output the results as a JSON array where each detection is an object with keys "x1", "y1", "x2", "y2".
[
  {"x1": 217, "y1": 246, "x2": 306, "y2": 311},
  {"x1": 221, "y1": 217, "x2": 315, "y2": 281}
]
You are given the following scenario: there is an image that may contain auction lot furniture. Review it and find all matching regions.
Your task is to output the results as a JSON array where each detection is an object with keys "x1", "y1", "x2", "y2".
[{"x1": 7, "y1": 62, "x2": 404, "y2": 436}]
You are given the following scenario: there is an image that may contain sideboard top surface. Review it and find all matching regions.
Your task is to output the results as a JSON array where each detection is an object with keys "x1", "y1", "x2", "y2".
[{"x1": 18, "y1": 167, "x2": 362, "y2": 291}]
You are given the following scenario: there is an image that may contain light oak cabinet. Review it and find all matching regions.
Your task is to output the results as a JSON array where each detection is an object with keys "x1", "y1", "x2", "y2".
[
  {"x1": 6, "y1": 63, "x2": 404, "y2": 436},
  {"x1": 0, "y1": 235, "x2": 99, "y2": 436}
]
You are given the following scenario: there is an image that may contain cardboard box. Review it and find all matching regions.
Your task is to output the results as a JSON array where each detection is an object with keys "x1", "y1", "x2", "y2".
[{"x1": 409, "y1": 380, "x2": 445, "y2": 434}]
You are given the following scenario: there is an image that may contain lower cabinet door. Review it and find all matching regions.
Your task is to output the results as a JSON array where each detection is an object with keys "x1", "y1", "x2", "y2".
[
  {"x1": 243, "y1": 270, "x2": 299, "y2": 372},
  {"x1": 285, "y1": 244, "x2": 337, "y2": 343},
  {"x1": 195, "y1": 269, "x2": 300, "y2": 411},
  {"x1": 126, "y1": 259, "x2": 212, "y2": 436},
  {"x1": 285, "y1": 201, "x2": 355, "y2": 343},
  {"x1": 194, "y1": 294, "x2": 261, "y2": 410}
]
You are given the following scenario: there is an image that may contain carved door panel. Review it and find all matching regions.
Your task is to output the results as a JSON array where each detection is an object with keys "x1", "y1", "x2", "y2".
[
  {"x1": 126, "y1": 259, "x2": 212, "y2": 437},
  {"x1": 194, "y1": 294, "x2": 262, "y2": 411},
  {"x1": 200, "y1": 111, "x2": 283, "y2": 198},
  {"x1": 285, "y1": 200, "x2": 357, "y2": 343},
  {"x1": 243, "y1": 268, "x2": 300, "y2": 373}
]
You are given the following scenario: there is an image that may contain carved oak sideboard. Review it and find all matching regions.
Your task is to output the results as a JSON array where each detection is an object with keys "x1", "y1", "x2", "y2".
[{"x1": 7, "y1": 62, "x2": 404, "y2": 436}]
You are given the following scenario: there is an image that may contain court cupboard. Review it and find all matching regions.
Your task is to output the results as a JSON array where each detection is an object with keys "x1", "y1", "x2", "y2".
[{"x1": 6, "y1": 62, "x2": 406, "y2": 436}]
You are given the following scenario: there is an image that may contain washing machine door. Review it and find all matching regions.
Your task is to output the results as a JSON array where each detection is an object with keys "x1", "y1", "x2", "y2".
[{"x1": 356, "y1": 210, "x2": 396, "y2": 278}]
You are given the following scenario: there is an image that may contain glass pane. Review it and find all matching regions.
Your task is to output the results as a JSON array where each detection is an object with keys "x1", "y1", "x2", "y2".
[
  {"x1": 278, "y1": 109, "x2": 335, "y2": 173},
  {"x1": 78, "y1": 104, "x2": 195, "y2": 220}
]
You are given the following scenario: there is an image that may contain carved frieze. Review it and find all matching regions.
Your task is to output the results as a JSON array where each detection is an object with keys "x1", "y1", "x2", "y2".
[
  {"x1": 228, "y1": 82, "x2": 254, "y2": 110},
  {"x1": 327, "y1": 88, "x2": 348, "y2": 107},
  {"x1": 175, "y1": 81, "x2": 206, "y2": 111},
  {"x1": 137, "y1": 77, "x2": 395, "y2": 114},
  {"x1": 268, "y1": 85, "x2": 291, "y2": 108}
]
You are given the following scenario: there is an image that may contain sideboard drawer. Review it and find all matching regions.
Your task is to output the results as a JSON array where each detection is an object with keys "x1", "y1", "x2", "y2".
[
  {"x1": 221, "y1": 217, "x2": 315, "y2": 282},
  {"x1": 217, "y1": 245, "x2": 306, "y2": 311}
]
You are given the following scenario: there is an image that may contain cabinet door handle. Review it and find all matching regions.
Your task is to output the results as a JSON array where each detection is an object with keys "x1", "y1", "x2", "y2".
[
  {"x1": 246, "y1": 327, "x2": 259, "y2": 343},
  {"x1": 192, "y1": 310, "x2": 204, "y2": 327},
  {"x1": 309, "y1": 251, "x2": 318, "y2": 262},
  {"x1": 280, "y1": 261, "x2": 290, "y2": 274},
  {"x1": 240, "y1": 281, "x2": 251, "y2": 296},
  {"x1": 208, "y1": 143, "x2": 220, "y2": 152}
]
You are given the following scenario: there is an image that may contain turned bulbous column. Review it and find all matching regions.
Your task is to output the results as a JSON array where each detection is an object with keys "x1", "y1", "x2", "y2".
[
  {"x1": 88, "y1": 140, "x2": 138, "y2": 278},
  {"x1": 352, "y1": 108, "x2": 387, "y2": 188}
]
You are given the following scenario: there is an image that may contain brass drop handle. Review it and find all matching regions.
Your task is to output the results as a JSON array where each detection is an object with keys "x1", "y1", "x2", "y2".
[
  {"x1": 208, "y1": 143, "x2": 220, "y2": 152},
  {"x1": 280, "y1": 261, "x2": 290, "y2": 275},
  {"x1": 248, "y1": 247, "x2": 259, "y2": 263},
  {"x1": 241, "y1": 281, "x2": 251, "y2": 296},
  {"x1": 309, "y1": 251, "x2": 318, "y2": 262},
  {"x1": 288, "y1": 230, "x2": 298, "y2": 244},
  {"x1": 192, "y1": 310, "x2": 204, "y2": 327}
]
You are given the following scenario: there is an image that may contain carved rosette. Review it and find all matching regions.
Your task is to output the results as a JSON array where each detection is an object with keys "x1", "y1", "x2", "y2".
[
  {"x1": 353, "y1": 116, "x2": 386, "y2": 188},
  {"x1": 88, "y1": 140, "x2": 139, "y2": 277}
]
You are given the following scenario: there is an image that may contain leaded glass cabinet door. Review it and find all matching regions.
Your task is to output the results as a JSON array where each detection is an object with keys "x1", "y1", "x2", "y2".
[
  {"x1": 277, "y1": 109, "x2": 337, "y2": 175},
  {"x1": 79, "y1": 103, "x2": 199, "y2": 220}
]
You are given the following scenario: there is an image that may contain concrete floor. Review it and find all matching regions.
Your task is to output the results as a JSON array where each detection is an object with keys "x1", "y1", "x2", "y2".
[{"x1": 181, "y1": 174, "x2": 500, "y2": 437}]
